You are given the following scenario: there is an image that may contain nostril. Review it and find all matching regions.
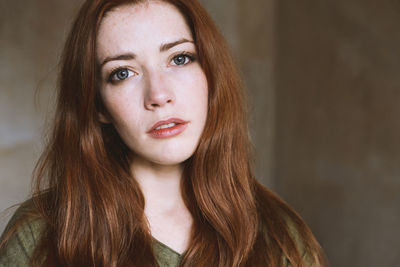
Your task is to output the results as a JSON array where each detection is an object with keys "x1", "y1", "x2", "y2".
[{"x1": 145, "y1": 92, "x2": 175, "y2": 110}]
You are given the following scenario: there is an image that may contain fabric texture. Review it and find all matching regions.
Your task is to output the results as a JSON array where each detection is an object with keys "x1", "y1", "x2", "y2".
[
  {"x1": 0, "y1": 205, "x2": 43, "y2": 267},
  {"x1": 0, "y1": 219, "x2": 42, "y2": 267},
  {"x1": 0, "y1": 203, "x2": 183, "y2": 267}
]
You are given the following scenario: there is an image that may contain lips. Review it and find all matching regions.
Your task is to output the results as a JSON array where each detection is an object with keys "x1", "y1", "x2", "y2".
[{"x1": 147, "y1": 118, "x2": 188, "y2": 138}]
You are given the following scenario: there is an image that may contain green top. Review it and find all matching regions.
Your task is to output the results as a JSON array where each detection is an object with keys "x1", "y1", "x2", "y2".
[
  {"x1": 0, "y1": 214, "x2": 182, "y2": 267},
  {"x1": 0, "y1": 203, "x2": 315, "y2": 267}
]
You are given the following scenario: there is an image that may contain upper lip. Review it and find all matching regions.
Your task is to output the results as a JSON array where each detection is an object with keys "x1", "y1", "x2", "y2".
[{"x1": 147, "y1": 118, "x2": 188, "y2": 133}]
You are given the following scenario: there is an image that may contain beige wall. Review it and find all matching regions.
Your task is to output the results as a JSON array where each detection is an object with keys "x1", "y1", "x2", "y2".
[
  {"x1": 1, "y1": 0, "x2": 399, "y2": 266},
  {"x1": 0, "y1": 0, "x2": 82, "y2": 229}
]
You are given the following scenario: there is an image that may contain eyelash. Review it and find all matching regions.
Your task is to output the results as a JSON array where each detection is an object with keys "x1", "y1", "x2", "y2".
[
  {"x1": 171, "y1": 52, "x2": 197, "y2": 66},
  {"x1": 106, "y1": 52, "x2": 197, "y2": 84},
  {"x1": 108, "y1": 67, "x2": 134, "y2": 83}
]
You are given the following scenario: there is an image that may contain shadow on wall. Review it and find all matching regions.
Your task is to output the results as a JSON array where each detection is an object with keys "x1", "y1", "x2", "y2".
[{"x1": 274, "y1": 0, "x2": 400, "y2": 266}]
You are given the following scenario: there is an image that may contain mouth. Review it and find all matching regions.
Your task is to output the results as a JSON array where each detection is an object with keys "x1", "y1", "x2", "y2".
[{"x1": 147, "y1": 118, "x2": 189, "y2": 138}]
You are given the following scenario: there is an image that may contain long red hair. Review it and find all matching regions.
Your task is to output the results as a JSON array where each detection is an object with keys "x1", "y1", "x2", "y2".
[{"x1": 6, "y1": 0, "x2": 326, "y2": 266}]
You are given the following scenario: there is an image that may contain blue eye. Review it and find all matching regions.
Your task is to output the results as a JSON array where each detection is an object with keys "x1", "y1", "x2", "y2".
[
  {"x1": 109, "y1": 68, "x2": 134, "y2": 82},
  {"x1": 171, "y1": 53, "x2": 196, "y2": 66}
]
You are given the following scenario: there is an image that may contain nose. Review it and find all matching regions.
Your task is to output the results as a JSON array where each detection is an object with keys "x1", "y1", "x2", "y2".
[{"x1": 144, "y1": 70, "x2": 175, "y2": 110}]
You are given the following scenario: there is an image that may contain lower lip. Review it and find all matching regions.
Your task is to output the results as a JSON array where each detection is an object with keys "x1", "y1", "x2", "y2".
[{"x1": 148, "y1": 123, "x2": 188, "y2": 139}]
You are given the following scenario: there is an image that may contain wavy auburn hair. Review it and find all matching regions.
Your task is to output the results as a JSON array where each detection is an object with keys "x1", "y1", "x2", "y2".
[{"x1": 11, "y1": 0, "x2": 326, "y2": 266}]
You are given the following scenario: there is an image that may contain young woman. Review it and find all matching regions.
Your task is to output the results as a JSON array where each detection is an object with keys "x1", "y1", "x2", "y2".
[{"x1": 0, "y1": 0, "x2": 327, "y2": 266}]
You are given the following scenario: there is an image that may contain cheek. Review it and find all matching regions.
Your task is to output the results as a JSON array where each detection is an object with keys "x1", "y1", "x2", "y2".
[
  {"x1": 185, "y1": 68, "x2": 208, "y2": 106},
  {"x1": 101, "y1": 89, "x2": 141, "y2": 128},
  {"x1": 196, "y1": 72, "x2": 209, "y2": 114}
]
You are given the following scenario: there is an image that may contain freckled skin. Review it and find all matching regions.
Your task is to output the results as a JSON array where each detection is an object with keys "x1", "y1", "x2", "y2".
[{"x1": 97, "y1": 2, "x2": 208, "y2": 166}]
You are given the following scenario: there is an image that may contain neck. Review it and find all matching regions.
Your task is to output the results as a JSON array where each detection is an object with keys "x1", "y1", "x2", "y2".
[
  {"x1": 131, "y1": 157, "x2": 186, "y2": 212},
  {"x1": 131, "y1": 156, "x2": 193, "y2": 253}
]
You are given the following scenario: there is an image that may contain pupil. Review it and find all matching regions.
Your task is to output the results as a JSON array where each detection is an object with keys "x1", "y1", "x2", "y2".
[
  {"x1": 175, "y1": 56, "x2": 185, "y2": 65},
  {"x1": 117, "y1": 69, "x2": 128, "y2": 79}
]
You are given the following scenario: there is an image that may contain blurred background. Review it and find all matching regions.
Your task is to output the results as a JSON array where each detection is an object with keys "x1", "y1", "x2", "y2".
[{"x1": 1, "y1": 0, "x2": 399, "y2": 266}]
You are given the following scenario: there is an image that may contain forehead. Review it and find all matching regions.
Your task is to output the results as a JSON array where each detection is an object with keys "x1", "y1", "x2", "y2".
[
  {"x1": 103, "y1": 1, "x2": 184, "y2": 25},
  {"x1": 97, "y1": 1, "x2": 193, "y2": 60}
]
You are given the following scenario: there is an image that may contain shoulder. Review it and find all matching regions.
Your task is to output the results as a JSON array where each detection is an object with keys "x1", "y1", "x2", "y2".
[
  {"x1": 254, "y1": 184, "x2": 324, "y2": 266},
  {"x1": 283, "y1": 217, "x2": 320, "y2": 266},
  {"x1": 0, "y1": 199, "x2": 45, "y2": 266},
  {"x1": 260, "y1": 210, "x2": 322, "y2": 267}
]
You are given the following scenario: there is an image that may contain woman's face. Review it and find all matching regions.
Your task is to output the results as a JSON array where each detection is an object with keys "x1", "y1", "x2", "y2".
[{"x1": 96, "y1": 1, "x2": 208, "y2": 166}]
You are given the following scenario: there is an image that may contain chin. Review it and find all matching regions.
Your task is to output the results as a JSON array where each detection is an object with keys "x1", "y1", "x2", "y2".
[
  {"x1": 145, "y1": 150, "x2": 195, "y2": 166},
  {"x1": 136, "y1": 138, "x2": 200, "y2": 165},
  {"x1": 128, "y1": 135, "x2": 201, "y2": 167}
]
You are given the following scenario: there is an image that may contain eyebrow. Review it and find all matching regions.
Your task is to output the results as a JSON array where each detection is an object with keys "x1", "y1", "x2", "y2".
[
  {"x1": 101, "y1": 53, "x2": 136, "y2": 68},
  {"x1": 100, "y1": 38, "x2": 194, "y2": 68},
  {"x1": 159, "y1": 38, "x2": 194, "y2": 52}
]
